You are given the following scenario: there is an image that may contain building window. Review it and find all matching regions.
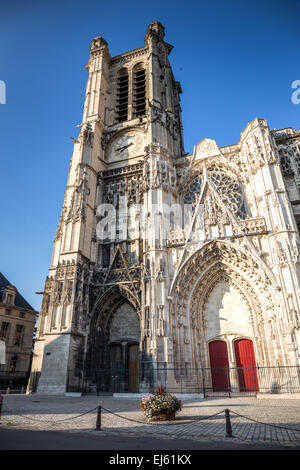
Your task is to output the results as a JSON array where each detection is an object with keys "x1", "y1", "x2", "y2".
[
  {"x1": 102, "y1": 245, "x2": 111, "y2": 268},
  {"x1": 133, "y1": 65, "x2": 146, "y2": 118},
  {"x1": 5, "y1": 309, "x2": 11, "y2": 316},
  {"x1": 19, "y1": 312, "x2": 25, "y2": 319},
  {"x1": 116, "y1": 69, "x2": 129, "y2": 122},
  {"x1": 9, "y1": 355, "x2": 18, "y2": 373},
  {"x1": 6, "y1": 294, "x2": 13, "y2": 305},
  {"x1": 14, "y1": 325, "x2": 24, "y2": 346},
  {"x1": 0, "y1": 322, "x2": 9, "y2": 341}
]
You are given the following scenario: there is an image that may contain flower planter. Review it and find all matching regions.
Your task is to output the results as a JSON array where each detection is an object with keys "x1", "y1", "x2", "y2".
[
  {"x1": 149, "y1": 410, "x2": 176, "y2": 421},
  {"x1": 140, "y1": 388, "x2": 182, "y2": 422}
]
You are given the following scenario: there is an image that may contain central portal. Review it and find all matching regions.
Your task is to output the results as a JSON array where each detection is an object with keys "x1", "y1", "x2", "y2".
[
  {"x1": 106, "y1": 300, "x2": 140, "y2": 392},
  {"x1": 87, "y1": 297, "x2": 141, "y2": 393}
]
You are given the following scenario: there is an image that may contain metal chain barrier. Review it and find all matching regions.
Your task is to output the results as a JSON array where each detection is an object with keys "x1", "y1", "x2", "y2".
[
  {"x1": 0, "y1": 399, "x2": 99, "y2": 427},
  {"x1": 47, "y1": 406, "x2": 100, "y2": 426},
  {"x1": 99, "y1": 404, "x2": 226, "y2": 427},
  {"x1": 95, "y1": 406, "x2": 300, "y2": 443},
  {"x1": 229, "y1": 410, "x2": 300, "y2": 434}
]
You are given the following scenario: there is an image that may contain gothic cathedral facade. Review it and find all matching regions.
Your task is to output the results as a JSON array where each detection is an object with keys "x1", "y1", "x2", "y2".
[{"x1": 31, "y1": 21, "x2": 300, "y2": 394}]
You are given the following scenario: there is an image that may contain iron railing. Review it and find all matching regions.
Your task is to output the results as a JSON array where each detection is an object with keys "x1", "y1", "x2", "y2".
[
  {"x1": 0, "y1": 371, "x2": 30, "y2": 393},
  {"x1": 13, "y1": 365, "x2": 300, "y2": 396},
  {"x1": 64, "y1": 365, "x2": 300, "y2": 396}
]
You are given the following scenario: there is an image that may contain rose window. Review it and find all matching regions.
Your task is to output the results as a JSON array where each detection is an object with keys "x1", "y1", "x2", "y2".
[{"x1": 184, "y1": 170, "x2": 246, "y2": 219}]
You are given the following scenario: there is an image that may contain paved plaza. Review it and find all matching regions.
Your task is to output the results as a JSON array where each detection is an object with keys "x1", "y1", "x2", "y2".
[{"x1": 1, "y1": 394, "x2": 300, "y2": 448}]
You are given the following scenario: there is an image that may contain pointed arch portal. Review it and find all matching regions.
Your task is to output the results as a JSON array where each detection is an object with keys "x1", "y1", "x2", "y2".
[
  {"x1": 86, "y1": 288, "x2": 141, "y2": 392},
  {"x1": 169, "y1": 239, "x2": 272, "y2": 393}
]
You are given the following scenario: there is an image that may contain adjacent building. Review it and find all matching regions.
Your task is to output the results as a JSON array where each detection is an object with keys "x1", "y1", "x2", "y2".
[{"x1": 0, "y1": 272, "x2": 37, "y2": 374}]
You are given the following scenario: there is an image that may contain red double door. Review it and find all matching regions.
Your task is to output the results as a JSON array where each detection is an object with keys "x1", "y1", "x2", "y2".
[
  {"x1": 209, "y1": 340, "x2": 230, "y2": 391},
  {"x1": 209, "y1": 339, "x2": 259, "y2": 392}
]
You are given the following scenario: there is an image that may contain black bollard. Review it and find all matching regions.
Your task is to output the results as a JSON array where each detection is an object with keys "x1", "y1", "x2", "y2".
[
  {"x1": 96, "y1": 406, "x2": 102, "y2": 431},
  {"x1": 225, "y1": 409, "x2": 233, "y2": 438},
  {"x1": 0, "y1": 395, "x2": 3, "y2": 423}
]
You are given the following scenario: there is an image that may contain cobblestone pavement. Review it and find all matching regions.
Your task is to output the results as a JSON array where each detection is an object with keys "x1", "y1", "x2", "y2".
[{"x1": 1, "y1": 394, "x2": 300, "y2": 448}]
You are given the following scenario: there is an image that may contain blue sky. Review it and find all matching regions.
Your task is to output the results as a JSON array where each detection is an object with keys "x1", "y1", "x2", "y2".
[{"x1": 0, "y1": 0, "x2": 299, "y2": 310}]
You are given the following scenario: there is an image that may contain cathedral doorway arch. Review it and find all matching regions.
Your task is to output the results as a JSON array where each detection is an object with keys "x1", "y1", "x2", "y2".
[
  {"x1": 169, "y1": 239, "x2": 279, "y2": 394},
  {"x1": 208, "y1": 340, "x2": 230, "y2": 391},
  {"x1": 87, "y1": 290, "x2": 141, "y2": 392},
  {"x1": 234, "y1": 338, "x2": 259, "y2": 392}
]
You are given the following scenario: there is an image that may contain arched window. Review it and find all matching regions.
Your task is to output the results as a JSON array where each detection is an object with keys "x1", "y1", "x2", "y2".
[
  {"x1": 133, "y1": 64, "x2": 146, "y2": 118},
  {"x1": 116, "y1": 68, "x2": 129, "y2": 122}
]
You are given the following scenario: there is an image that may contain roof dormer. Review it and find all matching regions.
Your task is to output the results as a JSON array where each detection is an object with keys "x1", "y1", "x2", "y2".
[{"x1": 4, "y1": 285, "x2": 17, "y2": 305}]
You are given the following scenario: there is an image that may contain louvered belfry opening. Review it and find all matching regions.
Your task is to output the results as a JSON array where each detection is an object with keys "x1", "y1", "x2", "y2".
[
  {"x1": 116, "y1": 69, "x2": 129, "y2": 122},
  {"x1": 133, "y1": 66, "x2": 146, "y2": 117}
]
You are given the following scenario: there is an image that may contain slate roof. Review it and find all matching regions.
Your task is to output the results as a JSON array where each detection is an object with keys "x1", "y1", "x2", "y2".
[{"x1": 0, "y1": 272, "x2": 35, "y2": 311}]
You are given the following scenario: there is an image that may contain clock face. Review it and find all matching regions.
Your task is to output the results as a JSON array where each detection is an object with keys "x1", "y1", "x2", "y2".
[{"x1": 106, "y1": 133, "x2": 144, "y2": 162}]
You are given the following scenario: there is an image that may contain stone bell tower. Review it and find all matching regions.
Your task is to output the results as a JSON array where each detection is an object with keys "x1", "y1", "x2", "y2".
[{"x1": 30, "y1": 21, "x2": 184, "y2": 394}]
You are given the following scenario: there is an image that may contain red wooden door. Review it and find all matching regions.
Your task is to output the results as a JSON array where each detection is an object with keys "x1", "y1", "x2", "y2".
[
  {"x1": 234, "y1": 339, "x2": 259, "y2": 392},
  {"x1": 209, "y1": 340, "x2": 230, "y2": 392}
]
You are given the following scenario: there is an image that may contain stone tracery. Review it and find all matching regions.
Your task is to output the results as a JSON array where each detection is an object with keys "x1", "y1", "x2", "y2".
[{"x1": 183, "y1": 168, "x2": 246, "y2": 219}]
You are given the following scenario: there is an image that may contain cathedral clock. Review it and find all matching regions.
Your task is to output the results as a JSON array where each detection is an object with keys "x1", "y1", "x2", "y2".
[{"x1": 106, "y1": 133, "x2": 145, "y2": 161}]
